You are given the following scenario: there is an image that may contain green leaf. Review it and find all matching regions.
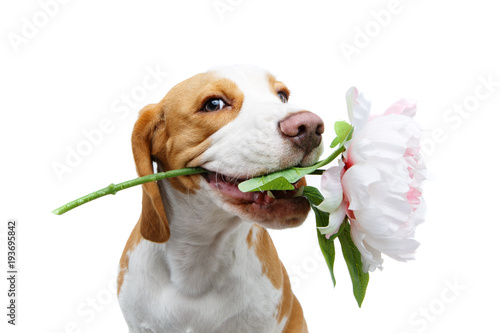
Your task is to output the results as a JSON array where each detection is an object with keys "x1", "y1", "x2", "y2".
[
  {"x1": 311, "y1": 206, "x2": 336, "y2": 287},
  {"x1": 238, "y1": 125, "x2": 353, "y2": 193},
  {"x1": 303, "y1": 186, "x2": 324, "y2": 206},
  {"x1": 238, "y1": 170, "x2": 302, "y2": 192},
  {"x1": 331, "y1": 121, "x2": 353, "y2": 148},
  {"x1": 242, "y1": 176, "x2": 295, "y2": 191},
  {"x1": 338, "y1": 221, "x2": 369, "y2": 307}
]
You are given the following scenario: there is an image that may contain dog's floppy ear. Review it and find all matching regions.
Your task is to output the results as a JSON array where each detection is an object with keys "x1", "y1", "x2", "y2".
[{"x1": 131, "y1": 103, "x2": 170, "y2": 243}]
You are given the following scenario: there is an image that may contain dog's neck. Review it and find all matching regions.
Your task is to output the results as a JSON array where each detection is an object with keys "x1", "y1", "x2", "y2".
[{"x1": 157, "y1": 178, "x2": 254, "y2": 296}]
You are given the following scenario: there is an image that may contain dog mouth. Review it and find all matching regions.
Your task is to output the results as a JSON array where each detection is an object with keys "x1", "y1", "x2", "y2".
[
  {"x1": 202, "y1": 172, "x2": 305, "y2": 205},
  {"x1": 200, "y1": 170, "x2": 310, "y2": 228}
]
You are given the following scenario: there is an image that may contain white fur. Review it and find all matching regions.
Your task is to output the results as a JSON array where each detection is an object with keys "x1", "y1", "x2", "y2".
[{"x1": 202, "y1": 65, "x2": 323, "y2": 178}]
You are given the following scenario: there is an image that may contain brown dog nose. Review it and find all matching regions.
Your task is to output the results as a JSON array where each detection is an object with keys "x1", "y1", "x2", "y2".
[{"x1": 279, "y1": 111, "x2": 324, "y2": 155}]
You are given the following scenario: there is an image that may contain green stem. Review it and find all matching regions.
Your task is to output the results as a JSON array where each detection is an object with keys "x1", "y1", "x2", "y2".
[
  {"x1": 52, "y1": 147, "x2": 340, "y2": 216},
  {"x1": 315, "y1": 146, "x2": 346, "y2": 169},
  {"x1": 313, "y1": 126, "x2": 353, "y2": 169},
  {"x1": 309, "y1": 169, "x2": 327, "y2": 175},
  {"x1": 52, "y1": 167, "x2": 207, "y2": 215}
]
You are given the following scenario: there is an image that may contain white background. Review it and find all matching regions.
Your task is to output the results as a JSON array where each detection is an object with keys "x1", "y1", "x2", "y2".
[{"x1": 1, "y1": 0, "x2": 499, "y2": 332}]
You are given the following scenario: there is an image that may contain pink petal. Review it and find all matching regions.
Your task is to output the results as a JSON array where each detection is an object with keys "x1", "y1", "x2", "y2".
[
  {"x1": 407, "y1": 187, "x2": 422, "y2": 206},
  {"x1": 384, "y1": 98, "x2": 417, "y2": 117}
]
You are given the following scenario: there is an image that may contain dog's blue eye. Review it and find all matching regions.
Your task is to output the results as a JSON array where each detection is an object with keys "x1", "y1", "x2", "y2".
[
  {"x1": 278, "y1": 91, "x2": 288, "y2": 103},
  {"x1": 203, "y1": 98, "x2": 226, "y2": 112}
]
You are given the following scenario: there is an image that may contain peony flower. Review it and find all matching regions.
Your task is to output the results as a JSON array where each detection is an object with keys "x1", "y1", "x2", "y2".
[{"x1": 317, "y1": 87, "x2": 426, "y2": 272}]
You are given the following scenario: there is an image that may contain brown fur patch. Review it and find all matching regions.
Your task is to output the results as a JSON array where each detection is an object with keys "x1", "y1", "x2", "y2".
[
  {"x1": 276, "y1": 262, "x2": 293, "y2": 322},
  {"x1": 129, "y1": 72, "x2": 246, "y2": 242},
  {"x1": 282, "y1": 295, "x2": 308, "y2": 332},
  {"x1": 153, "y1": 73, "x2": 245, "y2": 193},
  {"x1": 248, "y1": 224, "x2": 308, "y2": 331},
  {"x1": 267, "y1": 73, "x2": 291, "y2": 101},
  {"x1": 132, "y1": 104, "x2": 171, "y2": 243},
  {"x1": 278, "y1": 267, "x2": 308, "y2": 332},
  {"x1": 246, "y1": 225, "x2": 254, "y2": 248},
  {"x1": 250, "y1": 225, "x2": 284, "y2": 289},
  {"x1": 117, "y1": 222, "x2": 142, "y2": 296}
]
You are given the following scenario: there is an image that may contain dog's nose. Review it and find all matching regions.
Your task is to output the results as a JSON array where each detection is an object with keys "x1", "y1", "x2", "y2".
[{"x1": 279, "y1": 111, "x2": 324, "y2": 155}]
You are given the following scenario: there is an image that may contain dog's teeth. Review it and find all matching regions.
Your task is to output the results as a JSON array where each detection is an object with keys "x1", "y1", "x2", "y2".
[
  {"x1": 267, "y1": 191, "x2": 275, "y2": 199},
  {"x1": 293, "y1": 186, "x2": 304, "y2": 197}
]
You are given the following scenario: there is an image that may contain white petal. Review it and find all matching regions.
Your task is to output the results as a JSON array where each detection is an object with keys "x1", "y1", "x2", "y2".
[
  {"x1": 365, "y1": 234, "x2": 419, "y2": 262},
  {"x1": 317, "y1": 202, "x2": 346, "y2": 236},
  {"x1": 360, "y1": 115, "x2": 414, "y2": 148},
  {"x1": 363, "y1": 243, "x2": 384, "y2": 272},
  {"x1": 354, "y1": 207, "x2": 395, "y2": 237},
  {"x1": 342, "y1": 164, "x2": 380, "y2": 211},
  {"x1": 410, "y1": 199, "x2": 427, "y2": 227},
  {"x1": 339, "y1": 92, "x2": 426, "y2": 270},
  {"x1": 350, "y1": 221, "x2": 384, "y2": 272},
  {"x1": 317, "y1": 165, "x2": 344, "y2": 213},
  {"x1": 346, "y1": 87, "x2": 371, "y2": 131}
]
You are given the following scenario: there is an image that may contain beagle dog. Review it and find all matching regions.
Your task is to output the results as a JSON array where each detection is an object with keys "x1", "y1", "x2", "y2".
[{"x1": 117, "y1": 65, "x2": 324, "y2": 333}]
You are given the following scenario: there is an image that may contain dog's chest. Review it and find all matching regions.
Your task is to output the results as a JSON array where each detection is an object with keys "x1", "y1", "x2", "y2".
[{"x1": 119, "y1": 229, "x2": 286, "y2": 333}]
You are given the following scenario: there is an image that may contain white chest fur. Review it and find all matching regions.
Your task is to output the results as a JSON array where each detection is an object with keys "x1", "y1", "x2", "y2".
[{"x1": 118, "y1": 181, "x2": 287, "y2": 333}]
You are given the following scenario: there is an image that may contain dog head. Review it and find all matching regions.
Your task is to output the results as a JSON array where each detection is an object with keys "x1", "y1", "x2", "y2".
[{"x1": 132, "y1": 65, "x2": 324, "y2": 242}]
